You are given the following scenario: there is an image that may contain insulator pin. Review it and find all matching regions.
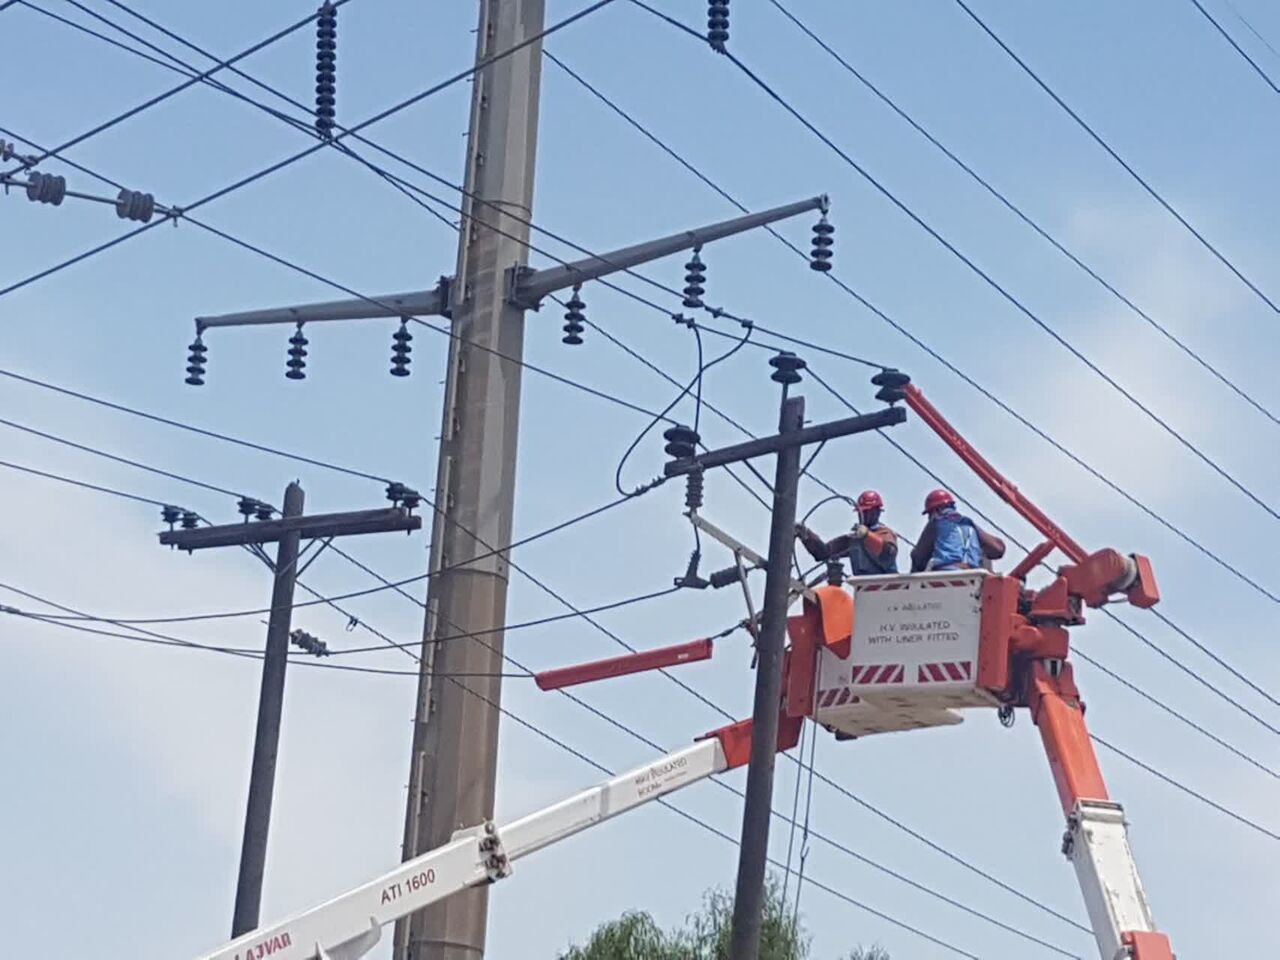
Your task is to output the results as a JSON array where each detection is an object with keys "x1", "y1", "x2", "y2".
[
  {"x1": 663, "y1": 424, "x2": 700, "y2": 460},
  {"x1": 391, "y1": 318, "x2": 412, "y2": 376},
  {"x1": 562, "y1": 285, "x2": 586, "y2": 345},
  {"x1": 682, "y1": 250, "x2": 706, "y2": 309},
  {"x1": 707, "y1": 0, "x2": 729, "y2": 52},
  {"x1": 769, "y1": 351, "x2": 806, "y2": 385},
  {"x1": 315, "y1": 2, "x2": 338, "y2": 138},
  {"x1": 286, "y1": 323, "x2": 308, "y2": 380},
  {"x1": 810, "y1": 215, "x2": 833, "y2": 272},
  {"x1": 185, "y1": 335, "x2": 207, "y2": 386}
]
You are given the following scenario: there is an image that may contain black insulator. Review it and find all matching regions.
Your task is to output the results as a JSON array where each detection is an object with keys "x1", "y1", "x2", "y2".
[
  {"x1": 684, "y1": 468, "x2": 704, "y2": 512},
  {"x1": 871, "y1": 367, "x2": 911, "y2": 404},
  {"x1": 707, "y1": 0, "x2": 729, "y2": 52},
  {"x1": 25, "y1": 171, "x2": 66, "y2": 206},
  {"x1": 390, "y1": 319, "x2": 412, "y2": 376},
  {"x1": 315, "y1": 2, "x2": 338, "y2": 138},
  {"x1": 286, "y1": 324, "x2": 308, "y2": 380},
  {"x1": 254, "y1": 501, "x2": 274, "y2": 521},
  {"x1": 663, "y1": 423, "x2": 700, "y2": 460},
  {"x1": 386, "y1": 481, "x2": 407, "y2": 504},
  {"x1": 237, "y1": 496, "x2": 257, "y2": 519},
  {"x1": 682, "y1": 251, "x2": 706, "y2": 309},
  {"x1": 185, "y1": 335, "x2": 207, "y2": 386},
  {"x1": 115, "y1": 188, "x2": 155, "y2": 223},
  {"x1": 291, "y1": 628, "x2": 330, "y2": 657},
  {"x1": 708, "y1": 564, "x2": 743, "y2": 589},
  {"x1": 399, "y1": 487, "x2": 422, "y2": 511},
  {"x1": 810, "y1": 215, "x2": 834, "y2": 272},
  {"x1": 0, "y1": 139, "x2": 13, "y2": 162},
  {"x1": 161, "y1": 504, "x2": 182, "y2": 528},
  {"x1": 769, "y1": 351, "x2": 806, "y2": 385},
  {"x1": 180, "y1": 510, "x2": 199, "y2": 529},
  {"x1": 562, "y1": 286, "x2": 586, "y2": 345}
]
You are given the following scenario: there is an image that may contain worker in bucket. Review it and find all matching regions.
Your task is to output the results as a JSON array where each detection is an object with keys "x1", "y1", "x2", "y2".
[
  {"x1": 910, "y1": 488, "x2": 1006, "y2": 572},
  {"x1": 795, "y1": 489, "x2": 899, "y2": 576}
]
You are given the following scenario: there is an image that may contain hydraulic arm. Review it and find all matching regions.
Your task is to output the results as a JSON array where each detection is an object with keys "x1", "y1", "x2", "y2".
[
  {"x1": 869, "y1": 369, "x2": 1173, "y2": 959},
  {"x1": 192, "y1": 717, "x2": 799, "y2": 960}
]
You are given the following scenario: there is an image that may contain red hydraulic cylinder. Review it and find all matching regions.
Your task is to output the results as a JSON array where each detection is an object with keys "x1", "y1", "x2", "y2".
[{"x1": 534, "y1": 638, "x2": 714, "y2": 691}]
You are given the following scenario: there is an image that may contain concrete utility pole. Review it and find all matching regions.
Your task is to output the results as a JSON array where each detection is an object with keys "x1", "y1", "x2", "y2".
[
  {"x1": 158, "y1": 484, "x2": 422, "y2": 937},
  {"x1": 661, "y1": 358, "x2": 906, "y2": 960},
  {"x1": 397, "y1": 2, "x2": 544, "y2": 958},
  {"x1": 190, "y1": 20, "x2": 828, "y2": 956}
]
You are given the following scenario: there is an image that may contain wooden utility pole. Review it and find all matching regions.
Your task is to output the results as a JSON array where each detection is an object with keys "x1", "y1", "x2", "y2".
[{"x1": 158, "y1": 483, "x2": 422, "y2": 937}]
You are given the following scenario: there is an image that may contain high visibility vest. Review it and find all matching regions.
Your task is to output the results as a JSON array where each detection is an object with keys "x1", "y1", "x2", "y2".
[
  {"x1": 929, "y1": 511, "x2": 982, "y2": 570},
  {"x1": 849, "y1": 523, "x2": 898, "y2": 576}
]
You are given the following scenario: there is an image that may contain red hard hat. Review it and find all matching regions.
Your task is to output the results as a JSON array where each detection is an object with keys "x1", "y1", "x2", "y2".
[
  {"x1": 856, "y1": 490, "x2": 884, "y2": 513},
  {"x1": 923, "y1": 488, "x2": 955, "y2": 514}
]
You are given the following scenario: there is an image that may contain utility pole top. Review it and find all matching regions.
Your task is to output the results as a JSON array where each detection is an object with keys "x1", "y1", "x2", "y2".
[{"x1": 159, "y1": 506, "x2": 421, "y2": 550}]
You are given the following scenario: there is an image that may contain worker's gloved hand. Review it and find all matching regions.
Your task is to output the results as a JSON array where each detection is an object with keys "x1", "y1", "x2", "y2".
[
  {"x1": 851, "y1": 523, "x2": 870, "y2": 540},
  {"x1": 794, "y1": 523, "x2": 809, "y2": 539}
]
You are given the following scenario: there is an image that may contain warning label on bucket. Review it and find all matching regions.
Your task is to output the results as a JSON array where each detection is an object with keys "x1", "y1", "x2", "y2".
[{"x1": 818, "y1": 573, "x2": 984, "y2": 692}]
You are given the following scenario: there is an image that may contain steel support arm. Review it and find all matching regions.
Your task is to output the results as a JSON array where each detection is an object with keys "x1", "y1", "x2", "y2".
[
  {"x1": 196, "y1": 282, "x2": 449, "y2": 331},
  {"x1": 510, "y1": 195, "x2": 827, "y2": 308},
  {"x1": 191, "y1": 197, "x2": 825, "y2": 331},
  {"x1": 1027, "y1": 662, "x2": 1174, "y2": 960},
  {"x1": 665, "y1": 407, "x2": 906, "y2": 477},
  {"x1": 159, "y1": 508, "x2": 421, "y2": 550}
]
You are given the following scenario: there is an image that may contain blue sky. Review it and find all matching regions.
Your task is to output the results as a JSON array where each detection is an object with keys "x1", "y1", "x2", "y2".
[{"x1": 3, "y1": 0, "x2": 1279, "y2": 957}]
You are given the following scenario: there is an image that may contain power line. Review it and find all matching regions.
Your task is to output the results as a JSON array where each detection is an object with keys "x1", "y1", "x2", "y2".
[
  {"x1": 0, "y1": 414, "x2": 250, "y2": 502},
  {"x1": 763, "y1": 0, "x2": 1280, "y2": 432},
  {"x1": 3, "y1": 601, "x2": 536, "y2": 681},
  {"x1": 544, "y1": 41, "x2": 1280, "y2": 610},
  {"x1": 1093, "y1": 734, "x2": 1280, "y2": 842},
  {"x1": 1185, "y1": 0, "x2": 1280, "y2": 93},
  {"x1": 803, "y1": 364, "x2": 1280, "y2": 744},
  {"x1": 442, "y1": 672, "x2": 989, "y2": 958},
  {"x1": 512, "y1": 40, "x2": 1280, "y2": 803},
  {"x1": 0, "y1": 457, "x2": 170, "y2": 507},
  {"x1": 244, "y1": 501, "x2": 1070, "y2": 953},
  {"x1": 949, "y1": 0, "x2": 1280, "y2": 315},
  {"x1": 1221, "y1": 0, "x2": 1280, "y2": 62},
  {"x1": 1073, "y1": 648, "x2": 1280, "y2": 781},
  {"x1": 634, "y1": 0, "x2": 1280, "y2": 528},
  {"x1": 6, "y1": 0, "x2": 355, "y2": 176},
  {"x1": 0, "y1": 0, "x2": 620, "y2": 299},
  {"x1": 7, "y1": 15, "x2": 1249, "y2": 931}
]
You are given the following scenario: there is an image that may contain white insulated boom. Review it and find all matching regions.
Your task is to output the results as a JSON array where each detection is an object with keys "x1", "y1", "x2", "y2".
[{"x1": 193, "y1": 739, "x2": 728, "y2": 960}]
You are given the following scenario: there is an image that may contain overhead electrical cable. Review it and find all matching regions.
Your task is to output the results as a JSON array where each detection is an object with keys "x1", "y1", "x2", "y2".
[
  {"x1": 949, "y1": 0, "x2": 1280, "y2": 315},
  {"x1": 631, "y1": 0, "x2": 1280, "y2": 528}
]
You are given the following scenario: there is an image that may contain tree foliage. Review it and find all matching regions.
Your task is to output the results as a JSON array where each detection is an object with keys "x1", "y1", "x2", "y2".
[{"x1": 558, "y1": 879, "x2": 886, "y2": 960}]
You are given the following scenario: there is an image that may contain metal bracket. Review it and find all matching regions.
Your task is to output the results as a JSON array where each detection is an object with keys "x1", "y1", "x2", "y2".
[
  {"x1": 505, "y1": 263, "x2": 538, "y2": 310},
  {"x1": 451, "y1": 820, "x2": 511, "y2": 883},
  {"x1": 692, "y1": 514, "x2": 815, "y2": 603}
]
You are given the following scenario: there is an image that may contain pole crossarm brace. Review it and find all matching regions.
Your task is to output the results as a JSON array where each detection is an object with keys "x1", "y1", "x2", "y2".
[
  {"x1": 191, "y1": 196, "x2": 827, "y2": 332},
  {"x1": 664, "y1": 407, "x2": 906, "y2": 478},
  {"x1": 692, "y1": 514, "x2": 814, "y2": 604},
  {"x1": 160, "y1": 507, "x2": 421, "y2": 550}
]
